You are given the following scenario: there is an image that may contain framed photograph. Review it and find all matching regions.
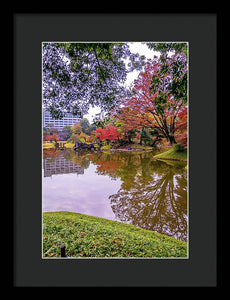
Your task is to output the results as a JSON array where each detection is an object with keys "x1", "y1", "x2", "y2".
[{"x1": 13, "y1": 13, "x2": 217, "y2": 286}]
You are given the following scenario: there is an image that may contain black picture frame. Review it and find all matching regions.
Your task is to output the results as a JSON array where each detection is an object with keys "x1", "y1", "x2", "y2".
[{"x1": 13, "y1": 13, "x2": 217, "y2": 287}]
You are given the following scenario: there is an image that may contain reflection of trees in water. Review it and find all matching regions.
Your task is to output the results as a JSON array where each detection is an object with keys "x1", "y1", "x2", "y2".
[
  {"x1": 43, "y1": 149, "x2": 59, "y2": 160},
  {"x1": 44, "y1": 149, "x2": 187, "y2": 241},
  {"x1": 108, "y1": 158, "x2": 188, "y2": 242},
  {"x1": 92, "y1": 151, "x2": 154, "y2": 185},
  {"x1": 62, "y1": 149, "x2": 96, "y2": 169},
  {"x1": 67, "y1": 150, "x2": 188, "y2": 241}
]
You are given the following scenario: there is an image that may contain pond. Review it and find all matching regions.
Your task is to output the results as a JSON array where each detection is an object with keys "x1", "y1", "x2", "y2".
[{"x1": 42, "y1": 149, "x2": 188, "y2": 241}]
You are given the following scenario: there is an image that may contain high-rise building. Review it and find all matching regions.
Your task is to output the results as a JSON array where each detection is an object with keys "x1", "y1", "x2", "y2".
[{"x1": 43, "y1": 109, "x2": 80, "y2": 130}]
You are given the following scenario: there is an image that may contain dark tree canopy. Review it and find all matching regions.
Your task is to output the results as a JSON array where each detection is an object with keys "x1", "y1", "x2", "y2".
[
  {"x1": 42, "y1": 42, "x2": 146, "y2": 119},
  {"x1": 146, "y1": 42, "x2": 188, "y2": 56},
  {"x1": 146, "y1": 42, "x2": 188, "y2": 110}
]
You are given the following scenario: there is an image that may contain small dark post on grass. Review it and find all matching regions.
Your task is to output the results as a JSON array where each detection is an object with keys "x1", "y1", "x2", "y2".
[{"x1": 60, "y1": 244, "x2": 66, "y2": 257}]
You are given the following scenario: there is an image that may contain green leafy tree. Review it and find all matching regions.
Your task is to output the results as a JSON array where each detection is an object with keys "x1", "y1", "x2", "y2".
[
  {"x1": 146, "y1": 42, "x2": 188, "y2": 106},
  {"x1": 43, "y1": 42, "x2": 146, "y2": 119},
  {"x1": 127, "y1": 129, "x2": 138, "y2": 143},
  {"x1": 58, "y1": 125, "x2": 72, "y2": 141},
  {"x1": 140, "y1": 129, "x2": 151, "y2": 146},
  {"x1": 80, "y1": 118, "x2": 90, "y2": 134},
  {"x1": 146, "y1": 42, "x2": 188, "y2": 56}
]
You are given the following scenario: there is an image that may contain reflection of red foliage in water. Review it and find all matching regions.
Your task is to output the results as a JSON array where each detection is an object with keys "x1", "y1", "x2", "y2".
[
  {"x1": 43, "y1": 149, "x2": 59, "y2": 158},
  {"x1": 96, "y1": 159, "x2": 122, "y2": 175}
]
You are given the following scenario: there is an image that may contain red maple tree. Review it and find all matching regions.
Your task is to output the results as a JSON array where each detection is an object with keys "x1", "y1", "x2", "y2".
[
  {"x1": 43, "y1": 133, "x2": 60, "y2": 142},
  {"x1": 113, "y1": 56, "x2": 187, "y2": 146},
  {"x1": 95, "y1": 125, "x2": 121, "y2": 142},
  {"x1": 175, "y1": 107, "x2": 188, "y2": 147}
]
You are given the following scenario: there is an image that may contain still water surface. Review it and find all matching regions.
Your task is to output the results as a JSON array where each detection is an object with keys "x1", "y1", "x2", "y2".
[{"x1": 42, "y1": 149, "x2": 188, "y2": 241}]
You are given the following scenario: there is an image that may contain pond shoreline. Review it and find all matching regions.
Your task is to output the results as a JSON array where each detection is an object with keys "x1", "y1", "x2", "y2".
[
  {"x1": 43, "y1": 142, "x2": 187, "y2": 162},
  {"x1": 43, "y1": 148, "x2": 188, "y2": 244},
  {"x1": 155, "y1": 157, "x2": 187, "y2": 162},
  {"x1": 110, "y1": 148, "x2": 153, "y2": 153}
]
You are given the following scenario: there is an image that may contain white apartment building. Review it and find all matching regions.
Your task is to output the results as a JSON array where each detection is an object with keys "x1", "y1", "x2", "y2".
[{"x1": 43, "y1": 109, "x2": 80, "y2": 130}]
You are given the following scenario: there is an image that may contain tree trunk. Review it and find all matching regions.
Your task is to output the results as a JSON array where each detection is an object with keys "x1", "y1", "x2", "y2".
[{"x1": 168, "y1": 134, "x2": 176, "y2": 146}]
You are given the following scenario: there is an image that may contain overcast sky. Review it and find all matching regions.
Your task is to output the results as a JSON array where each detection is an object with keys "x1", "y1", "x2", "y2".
[{"x1": 84, "y1": 42, "x2": 159, "y2": 123}]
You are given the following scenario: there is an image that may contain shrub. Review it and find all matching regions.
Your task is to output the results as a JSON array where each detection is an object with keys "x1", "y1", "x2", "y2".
[
  {"x1": 65, "y1": 142, "x2": 75, "y2": 149},
  {"x1": 101, "y1": 144, "x2": 111, "y2": 150},
  {"x1": 173, "y1": 143, "x2": 184, "y2": 152}
]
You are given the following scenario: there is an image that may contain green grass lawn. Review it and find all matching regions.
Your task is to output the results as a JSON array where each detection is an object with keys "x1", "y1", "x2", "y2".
[
  {"x1": 154, "y1": 146, "x2": 187, "y2": 161},
  {"x1": 43, "y1": 211, "x2": 188, "y2": 258}
]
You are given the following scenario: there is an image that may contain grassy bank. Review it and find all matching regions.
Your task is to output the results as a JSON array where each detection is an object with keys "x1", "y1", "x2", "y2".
[
  {"x1": 64, "y1": 142, "x2": 75, "y2": 148},
  {"x1": 154, "y1": 146, "x2": 187, "y2": 161},
  {"x1": 102, "y1": 143, "x2": 155, "y2": 153},
  {"x1": 43, "y1": 141, "x2": 56, "y2": 149},
  {"x1": 43, "y1": 141, "x2": 75, "y2": 149},
  {"x1": 43, "y1": 211, "x2": 187, "y2": 258}
]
